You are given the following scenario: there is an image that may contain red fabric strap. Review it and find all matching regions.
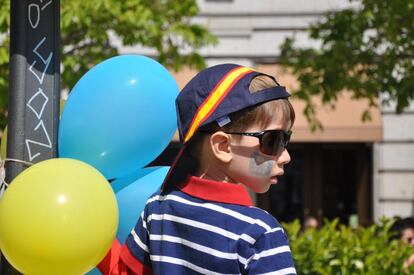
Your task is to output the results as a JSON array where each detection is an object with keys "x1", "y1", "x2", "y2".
[
  {"x1": 120, "y1": 245, "x2": 153, "y2": 275},
  {"x1": 98, "y1": 240, "x2": 152, "y2": 275},
  {"x1": 98, "y1": 240, "x2": 122, "y2": 274}
]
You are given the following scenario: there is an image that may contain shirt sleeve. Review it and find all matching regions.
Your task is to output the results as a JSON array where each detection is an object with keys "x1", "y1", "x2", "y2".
[
  {"x1": 244, "y1": 228, "x2": 297, "y2": 275},
  {"x1": 98, "y1": 213, "x2": 153, "y2": 275}
]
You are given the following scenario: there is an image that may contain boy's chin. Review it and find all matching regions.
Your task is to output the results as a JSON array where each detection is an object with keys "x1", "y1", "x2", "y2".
[
  {"x1": 239, "y1": 178, "x2": 272, "y2": 193},
  {"x1": 251, "y1": 185, "x2": 271, "y2": 194}
]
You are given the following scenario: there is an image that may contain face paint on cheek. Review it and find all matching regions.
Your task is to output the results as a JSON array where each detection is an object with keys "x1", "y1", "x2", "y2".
[{"x1": 248, "y1": 151, "x2": 275, "y2": 177}]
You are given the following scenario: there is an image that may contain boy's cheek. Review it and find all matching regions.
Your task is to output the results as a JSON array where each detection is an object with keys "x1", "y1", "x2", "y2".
[{"x1": 248, "y1": 151, "x2": 275, "y2": 177}]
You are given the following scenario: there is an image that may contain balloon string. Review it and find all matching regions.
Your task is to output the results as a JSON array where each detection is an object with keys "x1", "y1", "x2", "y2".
[
  {"x1": 1, "y1": 158, "x2": 33, "y2": 167},
  {"x1": 0, "y1": 158, "x2": 33, "y2": 188}
]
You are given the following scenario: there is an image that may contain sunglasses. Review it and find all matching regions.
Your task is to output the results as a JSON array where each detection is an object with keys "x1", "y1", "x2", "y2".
[{"x1": 201, "y1": 129, "x2": 292, "y2": 156}]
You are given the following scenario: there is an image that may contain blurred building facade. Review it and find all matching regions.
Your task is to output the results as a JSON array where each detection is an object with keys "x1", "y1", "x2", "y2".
[{"x1": 119, "y1": 0, "x2": 414, "y2": 225}]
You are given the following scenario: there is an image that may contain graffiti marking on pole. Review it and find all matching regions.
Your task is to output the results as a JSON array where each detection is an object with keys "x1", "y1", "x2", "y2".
[
  {"x1": 28, "y1": 37, "x2": 53, "y2": 85},
  {"x1": 25, "y1": 0, "x2": 55, "y2": 162},
  {"x1": 25, "y1": 121, "x2": 52, "y2": 161}
]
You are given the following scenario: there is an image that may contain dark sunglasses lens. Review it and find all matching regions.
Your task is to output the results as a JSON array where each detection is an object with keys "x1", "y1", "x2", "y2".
[{"x1": 260, "y1": 131, "x2": 290, "y2": 156}]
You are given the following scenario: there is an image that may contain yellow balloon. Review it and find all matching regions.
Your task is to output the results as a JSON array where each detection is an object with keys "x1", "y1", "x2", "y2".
[
  {"x1": 0, "y1": 100, "x2": 65, "y2": 160},
  {"x1": 0, "y1": 158, "x2": 118, "y2": 275}
]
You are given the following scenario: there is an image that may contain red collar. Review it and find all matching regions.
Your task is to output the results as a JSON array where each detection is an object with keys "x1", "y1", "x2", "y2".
[{"x1": 178, "y1": 176, "x2": 253, "y2": 206}]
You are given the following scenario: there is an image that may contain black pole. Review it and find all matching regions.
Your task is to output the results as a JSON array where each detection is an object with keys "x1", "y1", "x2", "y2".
[{"x1": 1, "y1": 0, "x2": 60, "y2": 273}]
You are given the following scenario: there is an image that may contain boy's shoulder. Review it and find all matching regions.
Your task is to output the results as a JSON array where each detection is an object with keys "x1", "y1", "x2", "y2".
[
  {"x1": 212, "y1": 200, "x2": 283, "y2": 233},
  {"x1": 226, "y1": 204, "x2": 287, "y2": 243},
  {"x1": 240, "y1": 205, "x2": 282, "y2": 228}
]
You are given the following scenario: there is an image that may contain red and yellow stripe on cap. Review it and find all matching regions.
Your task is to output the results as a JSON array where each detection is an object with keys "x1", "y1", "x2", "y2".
[{"x1": 184, "y1": 66, "x2": 254, "y2": 143}]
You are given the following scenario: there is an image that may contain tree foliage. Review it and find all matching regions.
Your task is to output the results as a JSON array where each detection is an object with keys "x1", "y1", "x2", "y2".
[
  {"x1": 0, "y1": 0, "x2": 217, "y2": 129},
  {"x1": 280, "y1": 0, "x2": 414, "y2": 130},
  {"x1": 0, "y1": 0, "x2": 10, "y2": 129}
]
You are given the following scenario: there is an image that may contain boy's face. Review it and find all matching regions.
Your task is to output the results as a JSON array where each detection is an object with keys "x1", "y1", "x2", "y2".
[
  {"x1": 226, "y1": 118, "x2": 291, "y2": 193},
  {"x1": 402, "y1": 228, "x2": 414, "y2": 246}
]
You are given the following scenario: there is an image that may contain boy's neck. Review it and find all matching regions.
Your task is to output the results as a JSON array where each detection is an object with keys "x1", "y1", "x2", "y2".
[{"x1": 196, "y1": 164, "x2": 238, "y2": 184}]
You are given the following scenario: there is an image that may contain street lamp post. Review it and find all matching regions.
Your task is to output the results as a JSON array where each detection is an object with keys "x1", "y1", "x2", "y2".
[{"x1": 0, "y1": 0, "x2": 60, "y2": 273}]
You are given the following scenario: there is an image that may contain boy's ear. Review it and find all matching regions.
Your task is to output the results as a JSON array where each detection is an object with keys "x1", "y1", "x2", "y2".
[{"x1": 209, "y1": 131, "x2": 233, "y2": 163}]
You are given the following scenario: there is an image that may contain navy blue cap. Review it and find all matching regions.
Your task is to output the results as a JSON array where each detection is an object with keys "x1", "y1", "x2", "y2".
[{"x1": 176, "y1": 63, "x2": 290, "y2": 143}]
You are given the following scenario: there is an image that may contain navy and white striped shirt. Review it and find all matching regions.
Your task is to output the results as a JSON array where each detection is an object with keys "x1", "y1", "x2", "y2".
[{"x1": 124, "y1": 176, "x2": 296, "y2": 275}]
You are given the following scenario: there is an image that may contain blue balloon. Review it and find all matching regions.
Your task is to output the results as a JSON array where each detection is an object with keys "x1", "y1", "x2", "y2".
[
  {"x1": 58, "y1": 55, "x2": 178, "y2": 179},
  {"x1": 111, "y1": 166, "x2": 160, "y2": 193},
  {"x1": 87, "y1": 167, "x2": 169, "y2": 271},
  {"x1": 114, "y1": 166, "x2": 169, "y2": 244},
  {"x1": 86, "y1": 268, "x2": 102, "y2": 275}
]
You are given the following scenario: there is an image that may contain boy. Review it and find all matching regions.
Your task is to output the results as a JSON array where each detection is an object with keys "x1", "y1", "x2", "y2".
[{"x1": 99, "y1": 63, "x2": 297, "y2": 274}]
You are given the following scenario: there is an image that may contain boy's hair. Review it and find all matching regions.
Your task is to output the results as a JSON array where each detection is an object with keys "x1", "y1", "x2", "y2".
[
  {"x1": 162, "y1": 64, "x2": 293, "y2": 190},
  {"x1": 390, "y1": 217, "x2": 414, "y2": 240}
]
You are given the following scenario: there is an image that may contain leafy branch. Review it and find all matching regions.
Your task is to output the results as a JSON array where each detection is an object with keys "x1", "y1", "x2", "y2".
[{"x1": 279, "y1": 0, "x2": 414, "y2": 129}]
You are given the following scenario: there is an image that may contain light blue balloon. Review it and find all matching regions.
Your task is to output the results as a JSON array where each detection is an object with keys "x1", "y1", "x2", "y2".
[
  {"x1": 111, "y1": 166, "x2": 160, "y2": 193},
  {"x1": 58, "y1": 55, "x2": 178, "y2": 179},
  {"x1": 86, "y1": 267, "x2": 102, "y2": 275},
  {"x1": 114, "y1": 166, "x2": 169, "y2": 244}
]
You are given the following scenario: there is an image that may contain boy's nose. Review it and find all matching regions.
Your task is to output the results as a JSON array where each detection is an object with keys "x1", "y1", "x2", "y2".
[{"x1": 277, "y1": 149, "x2": 291, "y2": 166}]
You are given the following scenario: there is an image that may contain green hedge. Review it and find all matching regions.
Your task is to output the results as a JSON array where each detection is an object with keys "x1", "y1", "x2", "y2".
[{"x1": 283, "y1": 219, "x2": 414, "y2": 274}]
